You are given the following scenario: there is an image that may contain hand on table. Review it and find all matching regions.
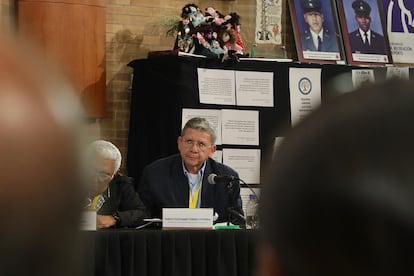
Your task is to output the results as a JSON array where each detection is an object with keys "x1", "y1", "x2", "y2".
[{"x1": 97, "y1": 214, "x2": 116, "y2": 229}]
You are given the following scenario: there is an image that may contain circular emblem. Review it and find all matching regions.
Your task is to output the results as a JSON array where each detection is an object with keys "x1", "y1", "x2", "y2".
[{"x1": 298, "y1": 77, "x2": 312, "y2": 95}]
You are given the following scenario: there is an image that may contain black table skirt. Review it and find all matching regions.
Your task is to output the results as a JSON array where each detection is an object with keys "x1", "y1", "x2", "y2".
[{"x1": 82, "y1": 229, "x2": 258, "y2": 276}]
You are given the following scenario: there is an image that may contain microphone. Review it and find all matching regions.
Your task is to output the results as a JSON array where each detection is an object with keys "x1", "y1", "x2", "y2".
[
  {"x1": 208, "y1": 173, "x2": 244, "y2": 225},
  {"x1": 207, "y1": 173, "x2": 238, "y2": 184},
  {"x1": 208, "y1": 173, "x2": 259, "y2": 199}
]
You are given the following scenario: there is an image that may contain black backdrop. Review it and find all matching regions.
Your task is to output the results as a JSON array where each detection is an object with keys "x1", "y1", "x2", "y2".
[{"x1": 127, "y1": 56, "x2": 404, "y2": 191}]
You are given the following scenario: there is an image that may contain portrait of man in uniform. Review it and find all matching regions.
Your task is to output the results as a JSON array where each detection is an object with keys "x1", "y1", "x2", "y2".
[
  {"x1": 289, "y1": 0, "x2": 344, "y2": 63},
  {"x1": 300, "y1": 0, "x2": 339, "y2": 52},
  {"x1": 336, "y1": 0, "x2": 392, "y2": 64},
  {"x1": 348, "y1": 0, "x2": 386, "y2": 54}
]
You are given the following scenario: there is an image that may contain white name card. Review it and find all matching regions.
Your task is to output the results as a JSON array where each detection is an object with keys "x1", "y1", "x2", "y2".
[
  {"x1": 80, "y1": 210, "x2": 96, "y2": 231},
  {"x1": 162, "y1": 208, "x2": 214, "y2": 230}
]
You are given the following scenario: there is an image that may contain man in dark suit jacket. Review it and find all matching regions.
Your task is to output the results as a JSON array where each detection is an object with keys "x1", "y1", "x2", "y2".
[
  {"x1": 300, "y1": 0, "x2": 339, "y2": 52},
  {"x1": 348, "y1": 0, "x2": 386, "y2": 55},
  {"x1": 138, "y1": 117, "x2": 244, "y2": 226},
  {"x1": 97, "y1": 173, "x2": 149, "y2": 228},
  {"x1": 86, "y1": 140, "x2": 148, "y2": 228}
]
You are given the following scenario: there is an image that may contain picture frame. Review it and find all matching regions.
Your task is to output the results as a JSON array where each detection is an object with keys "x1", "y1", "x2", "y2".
[
  {"x1": 289, "y1": 0, "x2": 345, "y2": 64},
  {"x1": 336, "y1": 0, "x2": 392, "y2": 65},
  {"x1": 381, "y1": 0, "x2": 414, "y2": 64}
]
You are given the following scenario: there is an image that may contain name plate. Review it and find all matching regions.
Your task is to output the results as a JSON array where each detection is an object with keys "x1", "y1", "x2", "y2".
[
  {"x1": 80, "y1": 210, "x2": 96, "y2": 231},
  {"x1": 162, "y1": 208, "x2": 213, "y2": 230}
]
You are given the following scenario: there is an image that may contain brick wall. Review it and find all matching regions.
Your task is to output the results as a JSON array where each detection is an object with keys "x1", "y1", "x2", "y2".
[
  {"x1": 103, "y1": 0, "x2": 294, "y2": 173},
  {"x1": 104, "y1": 1, "x2": 249, "y2": 172},
  {"x1": 1, "y1": 0, "x2": 295, "y2": 173}
]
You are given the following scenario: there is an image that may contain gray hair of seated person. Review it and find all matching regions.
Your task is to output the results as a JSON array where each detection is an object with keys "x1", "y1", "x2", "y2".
[
  {"x1": 259, "y1": 79, "x2": 414, "y2": 276},
  {"x1": 87, "y1": 140, "x2": 122, "y2": 173},
  {"x1": 182, "y1": 117, "x2": 217, "y2": 145}
]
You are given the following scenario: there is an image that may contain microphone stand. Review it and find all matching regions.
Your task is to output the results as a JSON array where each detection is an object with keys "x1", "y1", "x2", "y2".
[
  {"x1": 226, "y1": 179, "x2": 246, "y2": 227},
  {"x1": 226, "y1": 180, "x2": 234, "y2": 226},
  {"x1": 208, "y1": 174, "x2": 257, "y2": 228}
]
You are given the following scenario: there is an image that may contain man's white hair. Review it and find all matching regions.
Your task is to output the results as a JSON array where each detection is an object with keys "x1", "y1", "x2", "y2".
[{"x1": 88, "y1": 140, "x2": 122, "y2": 173}]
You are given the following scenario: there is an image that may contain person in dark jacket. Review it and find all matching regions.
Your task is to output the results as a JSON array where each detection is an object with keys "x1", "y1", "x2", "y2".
[
  {"x1": 258, "y1": 79, "x2": 414, "y2": 276},
  {"x1": 86, "y1": 140, "x2": 148, "y2": 228},
  {"x1": 138, "y1": 117, "x2": 244, "y2": 226}
]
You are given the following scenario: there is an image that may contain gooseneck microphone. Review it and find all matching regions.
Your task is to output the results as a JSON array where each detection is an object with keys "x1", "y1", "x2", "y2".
[
  {"x1": 207, "y1": 173, "x2": 238, "y2": 184},
  {"x1": 208, "y1": 173, "x2": 259, "y2": 227},
  {"x1": 208, "y1": 173, "x2": 259, "y2": 199}
]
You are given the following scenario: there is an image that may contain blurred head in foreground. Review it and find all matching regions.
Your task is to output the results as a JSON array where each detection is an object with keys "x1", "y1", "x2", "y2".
[
  {"x1": 0, "y1": 34, "x2": 83, "y2": 275},
  {"x1": 259, "y1": 79, "x2": 414, "y2": 276}
]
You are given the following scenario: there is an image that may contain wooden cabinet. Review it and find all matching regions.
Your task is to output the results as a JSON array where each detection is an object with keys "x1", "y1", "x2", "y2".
[{"x1": 17, "y1": 0, "x2": 106, "y2": 118}]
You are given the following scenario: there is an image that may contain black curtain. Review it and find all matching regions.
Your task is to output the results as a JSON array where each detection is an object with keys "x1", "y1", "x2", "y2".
[
  {"x1": 127, "y1": 56, "x2": 390, "y2": 190},
  {"x1": 85, "y1": 229, "x2": 257, "y2": 276}
]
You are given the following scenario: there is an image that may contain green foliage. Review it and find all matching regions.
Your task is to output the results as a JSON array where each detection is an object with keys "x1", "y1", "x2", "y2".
[{"x1": 161, "y1": 16, "x2": 181, "y2": 37}]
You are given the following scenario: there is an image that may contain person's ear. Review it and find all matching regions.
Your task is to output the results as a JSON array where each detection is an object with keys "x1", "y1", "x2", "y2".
[
  {"x1": 257, "y1": 243, "x2": 283, "y2": 276},
  {"x1": 177, "y1": 136, "x2": 183, "y2": 150},
  {"x1": 208, "y1": 144, "x2": 216, "y2": 157}
]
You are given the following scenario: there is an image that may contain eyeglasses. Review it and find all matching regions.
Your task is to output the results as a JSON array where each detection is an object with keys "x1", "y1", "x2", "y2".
[
  {"x1": 183, "y1": 139, "x2": 211, "y2": 151},
  {"x1": 90, "y1": 169, "x2": 113, "y2": 182}
]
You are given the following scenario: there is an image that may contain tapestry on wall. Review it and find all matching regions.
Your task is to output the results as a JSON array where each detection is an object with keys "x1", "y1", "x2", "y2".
[{"x1": 255, "y1": 0, "x2": 283, "y2": 44}]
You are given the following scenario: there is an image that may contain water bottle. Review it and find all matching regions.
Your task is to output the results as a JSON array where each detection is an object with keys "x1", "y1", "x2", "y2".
[{"x1": 246, "y1": 194, "x2": 259, "y2": 229}]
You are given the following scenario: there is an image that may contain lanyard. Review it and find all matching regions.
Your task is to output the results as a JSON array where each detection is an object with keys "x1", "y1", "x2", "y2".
[
  {"x1": 91, "y1": 195, "x2": 103, "y2": 210},
  {"x1": 183, "y1": 161, "x2": 206, "y2": 208},
  {"x1": 90, "y1": 187, "x2": 110, "y2": 210},
  {"x1": 189, "y1": 177, "x2": 203, "y2": 208}
]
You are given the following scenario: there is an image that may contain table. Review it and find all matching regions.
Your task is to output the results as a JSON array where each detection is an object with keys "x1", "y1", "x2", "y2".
[{"x1": 82, "y1": 229, "x2": 258, "y2": 276}]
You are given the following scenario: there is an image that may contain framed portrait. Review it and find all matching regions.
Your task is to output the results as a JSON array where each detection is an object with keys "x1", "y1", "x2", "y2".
[
  {"x1": 336, "y1": 0, "x2": 392, "y2": 65},
  {"x1": 289, "y1": 0, "x2": 345, "y2": 64}
]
